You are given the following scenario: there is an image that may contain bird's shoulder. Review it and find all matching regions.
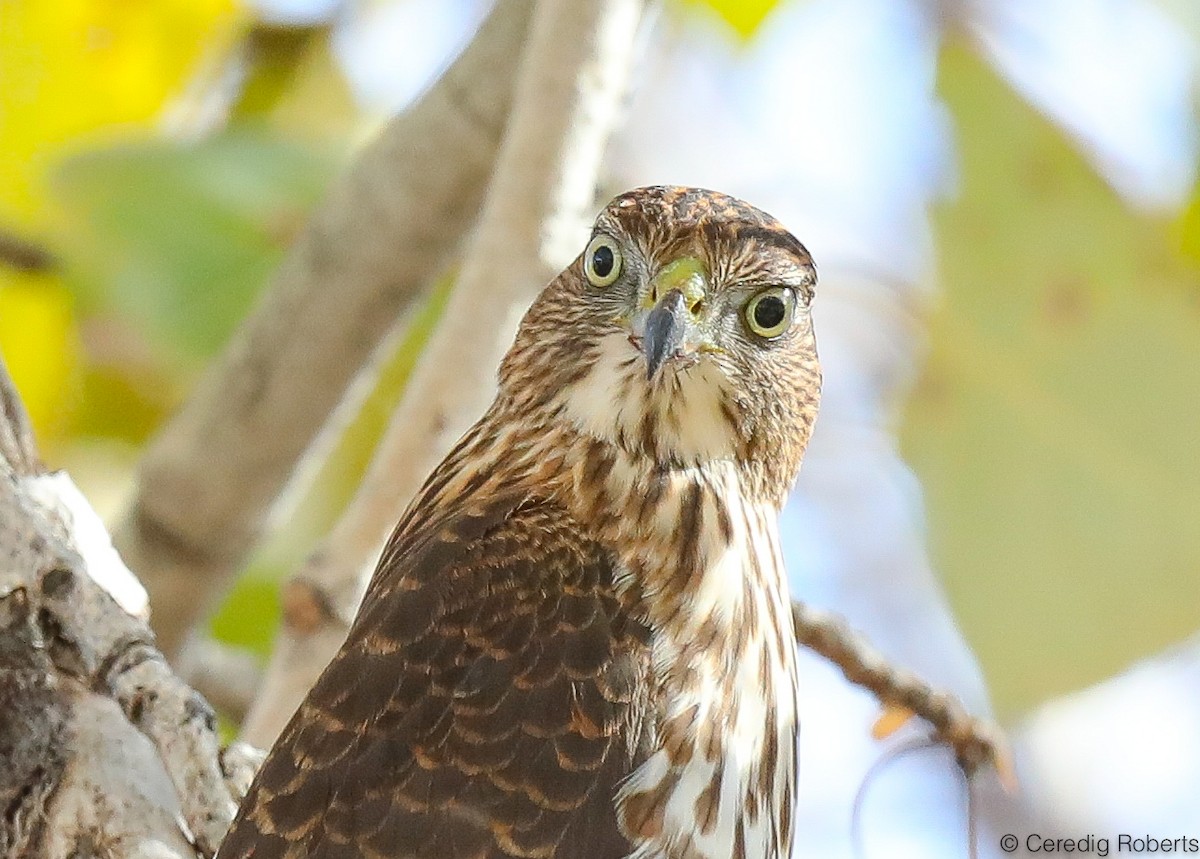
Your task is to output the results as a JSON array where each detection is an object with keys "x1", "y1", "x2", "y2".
[{"x1": 219, "y1": 494, "x2": 655, "y2": 859}]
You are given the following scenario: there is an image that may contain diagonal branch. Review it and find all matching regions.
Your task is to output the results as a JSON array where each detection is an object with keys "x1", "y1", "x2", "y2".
[
  {"x1": 113, "y1": 0, "x2": 537, "y2": 657},
  {"x1": 792, "y1": 600, "x2": 1015, "y2": 787},
  {"x1": 240, "y1": 0, "x2": 649, "y2": 747}
]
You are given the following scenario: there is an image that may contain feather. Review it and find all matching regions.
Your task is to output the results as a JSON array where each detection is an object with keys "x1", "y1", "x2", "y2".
[{"x1": 219, "y1": 499, "x2": 652, "y2": 859}]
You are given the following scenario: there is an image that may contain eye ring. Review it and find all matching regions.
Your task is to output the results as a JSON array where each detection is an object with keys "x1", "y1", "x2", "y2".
[
  {"x1": 583, "y1": 235, "x2": 623, "y2": 288},
  {"x1": 744, "y1": 287, "x2": 795, "y2": 339}
]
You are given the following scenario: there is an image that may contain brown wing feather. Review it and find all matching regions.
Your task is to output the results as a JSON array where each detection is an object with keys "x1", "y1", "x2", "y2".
[{"x1": 219, "y1": 498, "x2": 653, "y2": 859}]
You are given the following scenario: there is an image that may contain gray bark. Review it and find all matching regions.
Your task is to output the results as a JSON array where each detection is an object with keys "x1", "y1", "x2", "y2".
[{"x1": 0, "y1": 360, "x2": 258, "y2": 859}]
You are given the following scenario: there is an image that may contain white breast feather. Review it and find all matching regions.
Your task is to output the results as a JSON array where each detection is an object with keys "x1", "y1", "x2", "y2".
[
  {"x1": 561, "y1": 334, "x2": 797, "y2": 859},
  {"x1": 619, "y1": 481, "x2": 798, "y2": 859}
]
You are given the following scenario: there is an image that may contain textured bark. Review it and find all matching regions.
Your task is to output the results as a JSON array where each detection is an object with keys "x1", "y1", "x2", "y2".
[
  {"x1": 0, "y1": 360, "x2": 257, "y2": 859},
  {"x1": 113, "y1": 0, "x2": 537, "y2": 657},
  {"x1": 239, "y1": 0, "x2": 650, "y2": 748}
]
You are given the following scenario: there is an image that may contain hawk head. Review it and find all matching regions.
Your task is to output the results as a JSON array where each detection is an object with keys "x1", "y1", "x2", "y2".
[{"x1": 500, "y1": 185, "x2": 820, "y2": 504}]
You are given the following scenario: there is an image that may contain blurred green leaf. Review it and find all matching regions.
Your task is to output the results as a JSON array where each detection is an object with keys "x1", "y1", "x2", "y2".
[
  {"x1": 209, "y1": 573, "x2": 282, "y2": 658},
  {"x1": 903, "y1": 42, "x2": 1200, "y2": 717},
  {"x1": 52, "y1": 127, "x2": 336, "y2": 363}
]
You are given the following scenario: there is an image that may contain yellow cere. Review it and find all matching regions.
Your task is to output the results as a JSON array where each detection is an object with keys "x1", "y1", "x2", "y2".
[{"x1": 645, "y1": 256, "x2": 708, "y2": 313}]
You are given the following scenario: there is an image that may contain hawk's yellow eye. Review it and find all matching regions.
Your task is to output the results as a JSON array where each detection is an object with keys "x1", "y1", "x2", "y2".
[
  {"x1": 584, "y1": 235, "x2": 622, "y2": 287},
  {"x1": 744, "y1": 287, "x2": 794, "y2": 338}
]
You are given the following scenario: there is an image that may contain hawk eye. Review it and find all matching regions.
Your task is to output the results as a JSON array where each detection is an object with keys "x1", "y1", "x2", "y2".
[
  {"x1": 584, "y1": 235, "x2": 622, "y2": 288},
  {"x1": 745, "y1": 287, "x2": 794, "y2": 339}
]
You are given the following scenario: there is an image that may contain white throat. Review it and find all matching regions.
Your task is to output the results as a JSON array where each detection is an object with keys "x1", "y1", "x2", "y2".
[{"x1": 560, "y1": 332, "x2": 741, "y2": 466}]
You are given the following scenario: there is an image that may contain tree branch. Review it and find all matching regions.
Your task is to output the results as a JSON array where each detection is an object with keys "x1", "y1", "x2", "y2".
[
  {"x1": 0, "y1": 357, "x2": 250, "y2": 858},
  {"x1": 113, "y1": 0, "x2": 537, "y2": 657},
  {"x1": 240, "y1": 0, "x2": 649, "y2": 747},
  {"x1": 792, "y1": 600, "x2": 1014, "y2": 787},
  {"x1": 178, "y1": 635, "x2": 264, "y2": 723}
]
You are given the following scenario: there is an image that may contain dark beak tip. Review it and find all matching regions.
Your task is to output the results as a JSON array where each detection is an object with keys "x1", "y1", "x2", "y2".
[{"x1": 643, "y1": 289, "x2": 689, "y2": 381}]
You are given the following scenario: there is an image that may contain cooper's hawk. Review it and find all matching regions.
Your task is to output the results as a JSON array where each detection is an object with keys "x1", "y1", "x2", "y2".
[{"x1": 219, "y1": 186, "x2": 820, "y2": 859}]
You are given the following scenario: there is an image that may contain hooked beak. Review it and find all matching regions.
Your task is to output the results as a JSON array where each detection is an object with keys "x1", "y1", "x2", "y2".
[
  {"x1": 637, "y1": 256, "x2": 709, "y2": 381},
  {"x1": 643, "y1": 289, "x2": 689, "y2": 380}
]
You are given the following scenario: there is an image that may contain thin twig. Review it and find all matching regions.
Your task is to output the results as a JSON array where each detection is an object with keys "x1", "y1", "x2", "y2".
[
  {"x1": 792, "y1": 599, "x2": 1015, "y2": 787},
  {"x1": 114, "y1": 0, "x2": 537, "y2": 657},
  {"x1": 240, "y1": 0, "x2": 649, "y2": 747}
]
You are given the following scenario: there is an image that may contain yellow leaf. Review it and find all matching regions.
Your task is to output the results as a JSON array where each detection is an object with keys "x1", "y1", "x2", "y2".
[
  {"x1": 676, "y1": 0, "x2": 781, "y2": 41},
  {"x1": 0, "y1": 0, "x2": 240, "y2": 447},
  {"x1": 871, "y1": 704, "x2": 915, "y2": 740},
  {"x1": 0, "y1": 0, "x2": 240, "y2": 227},
  {"x1": 0, "y1": 275, "x2": 79, "y2": 445}
]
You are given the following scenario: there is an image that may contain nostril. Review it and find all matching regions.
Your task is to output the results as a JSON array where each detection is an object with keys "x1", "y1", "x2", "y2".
[{"x1": 688, "y1": 297, "x2": 704, "y2": 315}]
